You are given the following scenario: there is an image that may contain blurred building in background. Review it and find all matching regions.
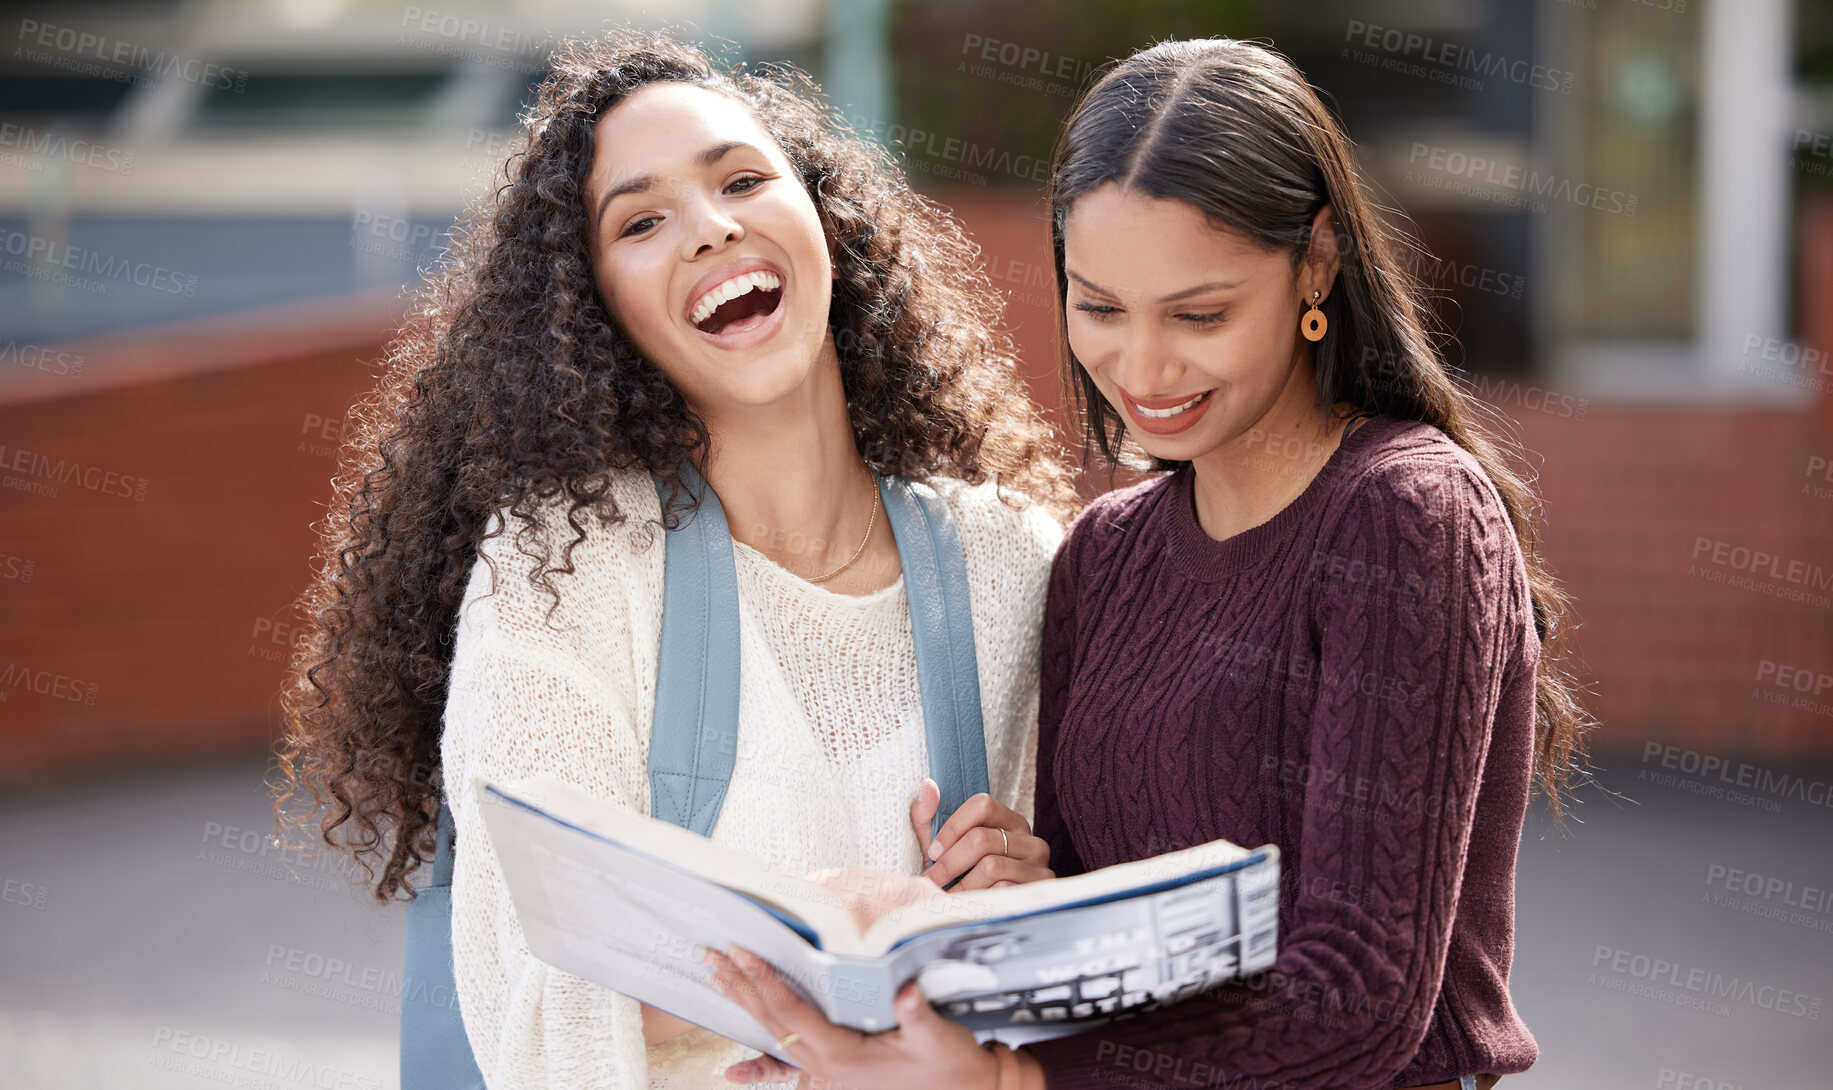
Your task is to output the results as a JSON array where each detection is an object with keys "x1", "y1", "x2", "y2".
[{"x1": 3, "y1": 0, "x2": 1831, "y2": 788}]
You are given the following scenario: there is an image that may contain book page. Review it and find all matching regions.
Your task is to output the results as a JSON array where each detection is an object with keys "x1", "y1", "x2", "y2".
[
  {"x1": 476, "y1": 774, "x2": 1282, "y2": 1050},
  {"x1": 475, "y1": 777, "x2": 891, "y2": 1059},
  {"x1": 860, "y1": 837, "x2": 1262, "y2": 952}
]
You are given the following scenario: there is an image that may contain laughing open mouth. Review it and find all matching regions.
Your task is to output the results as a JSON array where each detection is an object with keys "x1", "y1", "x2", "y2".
[{"x1": 690, "y1": 271, "x2": 783, "y2": 336}]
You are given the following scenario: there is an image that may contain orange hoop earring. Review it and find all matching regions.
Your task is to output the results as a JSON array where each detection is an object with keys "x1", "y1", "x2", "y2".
[{"x1": 1300, "y1": 291, "x2": 1327, "y2": 342}]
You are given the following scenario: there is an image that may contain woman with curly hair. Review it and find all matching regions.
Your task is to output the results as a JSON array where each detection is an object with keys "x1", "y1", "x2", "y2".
[
  {"x1": 710, "y1": 37, "x2": 1591, "y2": 1090},
  {"x1": 271, "y1": 30, "x2": 1075, "y2": 1089}
]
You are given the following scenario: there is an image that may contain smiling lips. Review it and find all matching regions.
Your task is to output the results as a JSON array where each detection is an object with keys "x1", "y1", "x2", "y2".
[
  {"x1": 1121, "y1": 388, "x2": 1216, "y2": 435},
  {"x1": 686, "y1": 262, "x2": 785, "y2": 339}
]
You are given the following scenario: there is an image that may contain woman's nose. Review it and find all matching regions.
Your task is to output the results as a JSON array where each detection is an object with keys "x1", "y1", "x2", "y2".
[
  {"x1": 686, "y1": 201, "x2": 744, "y2": 258},
  {"x1": 1110, "y1": 326, "x2": 1178, "y2": 396}
]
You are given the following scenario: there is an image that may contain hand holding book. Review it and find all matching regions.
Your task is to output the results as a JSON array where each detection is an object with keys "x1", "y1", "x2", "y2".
[
  {"x1": 908, "y1": 778, "x2": 1056, "y2": 891},
  {"x1": 476, "y1": 773, "x2": 1279, "y2": 1068},
  {"x1": 709, "y1": 946, "x2": 1013, "y2": 1090}
]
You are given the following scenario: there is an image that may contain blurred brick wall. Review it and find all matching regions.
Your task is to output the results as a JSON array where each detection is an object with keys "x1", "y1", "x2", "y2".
[
  {"x1": 1519, "y1": 409, "x2": 1833, "y2": 756},
  {"x1": 0, "y1": 296, "x2": 394, "y2": 787},
  {"x1": 2, "y1": 194, "x2": 1830, "y2": 788}
]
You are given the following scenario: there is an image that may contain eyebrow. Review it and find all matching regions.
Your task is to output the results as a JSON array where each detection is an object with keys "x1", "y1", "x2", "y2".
[
  {"x1": 1065, "y1": 269, "x2": 1245, "y2": 303},
  {"x1": 593, "y1": 140, "x2": 757, "y2": 228}
]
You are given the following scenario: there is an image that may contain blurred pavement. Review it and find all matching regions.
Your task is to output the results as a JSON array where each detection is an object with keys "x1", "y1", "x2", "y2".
[{"x1": 3, "y1": 756, "x2": 1830, "y2": 1088}]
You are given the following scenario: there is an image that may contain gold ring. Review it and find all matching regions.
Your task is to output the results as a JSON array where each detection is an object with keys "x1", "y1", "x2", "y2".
[
  {"x1": 776, "y1": 1032, "x2": 800, "y2": 1051},
  {"x1": 999, "y1": 828, "x2": 1010, "y2": 857}
]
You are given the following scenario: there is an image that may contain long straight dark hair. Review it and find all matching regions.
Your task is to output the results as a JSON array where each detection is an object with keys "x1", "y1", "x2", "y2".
[{"x1": 1049, "y1": 37, "x2": 1591, "y2": 816}]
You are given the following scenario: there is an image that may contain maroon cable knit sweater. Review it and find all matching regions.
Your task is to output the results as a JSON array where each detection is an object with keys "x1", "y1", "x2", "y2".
[{"x1": 1025, "y1": 415, "x2": 1541, "y2": 1090}]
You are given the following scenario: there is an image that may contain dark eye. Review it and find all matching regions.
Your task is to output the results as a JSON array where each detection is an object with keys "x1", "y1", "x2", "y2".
[
  {"x1": 1177, "y1": 311, "x2": 1226, "y2": 326},
  {"x1": 725, "y1": 174, "x2": 765, "y2": 194},
  {"x1": 1073, "y1": 302, "x2": 1119, "y2": 318},
  {"x1": 620, "y1": 215, "x2": 660, "y2": 239}
]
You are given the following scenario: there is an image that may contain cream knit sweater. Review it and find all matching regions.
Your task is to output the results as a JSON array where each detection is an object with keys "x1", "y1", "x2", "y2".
[{"x1": 440, "y1": 468, "x2": 1063, "y2": 1090}]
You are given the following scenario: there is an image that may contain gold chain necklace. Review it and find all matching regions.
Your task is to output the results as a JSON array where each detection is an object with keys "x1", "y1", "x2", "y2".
[{"x1": 805, "y1": 472, "x2": 880, "y2": 584}]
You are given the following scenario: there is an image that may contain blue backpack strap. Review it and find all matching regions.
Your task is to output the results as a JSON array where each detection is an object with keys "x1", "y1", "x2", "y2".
[
  {"x1": 645, "y1": 467, "x2": 989, "y2": 838},
  {"x1": 401, "y1": 469, "x2": 991, "y2": 1083},
  {"x1": 647, "y1": 462, "x2": 743, "y2": 837},
  {"x1": 400, "y1": 798, "x2": 486, "y2": 1089},
  {"x1": 877, "y1": 475, "x2": 991, "y2": 837}
]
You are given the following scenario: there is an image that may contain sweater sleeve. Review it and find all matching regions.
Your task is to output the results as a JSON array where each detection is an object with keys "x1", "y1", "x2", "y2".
[
  {"x1": 440, "y1": 514, "x2": 654, "y2": 1090},
  {"x1": 1028, "y1": 461, "x2": 1518, "y2": 1089},
  {"x1": 1031, "y1": 518, "x2": 1089, "y2": 881}
]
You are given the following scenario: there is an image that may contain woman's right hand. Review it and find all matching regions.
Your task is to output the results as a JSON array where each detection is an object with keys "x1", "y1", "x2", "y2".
[{"x1": 907, "y1": 778, "x2": 1053, "y2": 891}]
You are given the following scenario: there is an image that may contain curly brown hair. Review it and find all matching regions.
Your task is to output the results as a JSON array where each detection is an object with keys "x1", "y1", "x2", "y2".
[{"x1": 271, "y1": 29, "x2": 1077, "y2": 903}]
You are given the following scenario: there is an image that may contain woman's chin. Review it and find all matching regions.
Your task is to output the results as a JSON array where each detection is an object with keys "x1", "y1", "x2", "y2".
[{"x1": 694, "y1": 348, "x2": 831, "y2": 413}]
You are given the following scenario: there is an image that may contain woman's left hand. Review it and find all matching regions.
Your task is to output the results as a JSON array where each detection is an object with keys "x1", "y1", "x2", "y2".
[
  {"x1": 709, "y1": 946, "x2": 997, "y2": 1089},
  {"x1": 909, "y1": 780, "x2": 1054, "y2": 891}
]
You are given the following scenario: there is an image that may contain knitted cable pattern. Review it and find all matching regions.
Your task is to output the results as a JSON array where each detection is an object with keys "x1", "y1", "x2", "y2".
[{"x1": 1028, "y1": 415, "x2": 1540, "y2": 1089}]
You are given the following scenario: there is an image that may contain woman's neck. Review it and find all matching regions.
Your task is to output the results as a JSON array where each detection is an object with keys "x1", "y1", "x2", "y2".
[
  {"x1": 699, "y1": 339, "x2": 899, "y2": 591},
  {"x1": 1186, "y1": 356, "x2": 1346, "y2": 543}
]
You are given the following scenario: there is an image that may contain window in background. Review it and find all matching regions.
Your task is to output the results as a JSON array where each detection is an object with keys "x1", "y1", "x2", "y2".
[{"x1": 1549, "y1": 1, "x2": 1699, "y2": 342}]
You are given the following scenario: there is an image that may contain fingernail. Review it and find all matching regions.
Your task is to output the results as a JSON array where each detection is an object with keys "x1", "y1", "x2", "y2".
[
  {"x1": 731, "y1": 946, "x2": 757, "y2": 971},
  {"x1": 927, "y1": 839, "x2": 941, "y2": 861}
]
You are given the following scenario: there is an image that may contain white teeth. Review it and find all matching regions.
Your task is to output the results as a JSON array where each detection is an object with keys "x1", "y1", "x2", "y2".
[
  {"x1": 1134, "y1": 391, "x2": 1210, "y2": 418},
  {"x1": 690, "y1": 270, "x2": 782, "y2": 327}
]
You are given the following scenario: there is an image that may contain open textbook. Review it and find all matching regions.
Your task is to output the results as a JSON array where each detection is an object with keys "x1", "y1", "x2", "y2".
[{"x1": 473, "y1": 774, "x2": 1280, "y2": 1061}]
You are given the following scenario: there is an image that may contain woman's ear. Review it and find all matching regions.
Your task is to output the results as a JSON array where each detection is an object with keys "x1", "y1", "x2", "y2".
[{"x1": 1300, "y1": 203, "x2": 1342, "y2": 301}]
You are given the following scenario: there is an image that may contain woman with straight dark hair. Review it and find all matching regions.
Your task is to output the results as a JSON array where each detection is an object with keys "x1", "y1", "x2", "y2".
[{"x1": 710, "y1": 36, "x2": 1590, "y2": 1090}]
